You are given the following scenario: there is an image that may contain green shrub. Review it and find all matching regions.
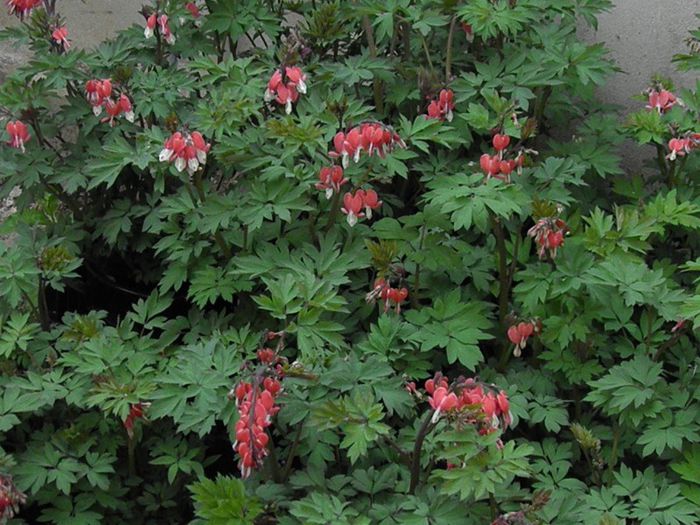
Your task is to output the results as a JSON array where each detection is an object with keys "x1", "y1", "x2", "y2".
[{"x1": 0, "y1": 1, "x2": 699, "y2": 523}]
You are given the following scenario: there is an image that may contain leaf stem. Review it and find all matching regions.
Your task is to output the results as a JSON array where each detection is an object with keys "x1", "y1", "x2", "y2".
[
  {"x1": 409, "y1": 410, "x2": 435, "y2": 494},
  {"x1": 445, "y1": 16, "x2": 457, "y2": 83},
  {"x1": 281, "y1": 421, "x2": 304, "y2": 482},
  {"x1": 361, "y1": 15, "x2": 384, "y2": 114}
]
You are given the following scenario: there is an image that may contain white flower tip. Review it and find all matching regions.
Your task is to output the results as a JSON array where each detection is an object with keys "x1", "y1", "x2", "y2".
[
  {"x1": 431, "y1": 409, "x2": 441, "y2": 424},
  {"x1": 325, "y1": 188, "x2": 333, "y2": 200},
  {"x1": 144, "y1": 28, "x2": 153, "y2": 39},
  {"x1": 285, "y1": 100, "x2": 292, "y2": 114},
  {"x1": 175, "y1": 157, "x2": 186, "y2": 172},
  {"x1": 347, "y1": 213, "x2": 357, "y2": 227},
  {"x1": 125, "y1": 111, "x2": 135, "y2": 123},
  {"x1": 92, "y1": 105, "x2": 102, "y2": 116},
  {"x1": 159, "y1": 148, "x2": 172, "y2": 162}
]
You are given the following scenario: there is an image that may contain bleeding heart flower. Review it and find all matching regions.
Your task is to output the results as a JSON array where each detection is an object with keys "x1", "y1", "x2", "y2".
[
  {"x1": 426, "y1": 89, "x2": 455, "y2": 122},
  {"x1": 159, "y1": 130, "x2": 211, "y2": 175},
  {"x1": 158, "y1": 15, "x2": 176, "y2": 44},
  {"x1": 527, "y1": 215, "x2": 568, "y2": 260},
  {"x1": 492, "y1": 134, "x2": 510, "y2": 152},
  {"x1": 5, "y1": 120, "x2": 30, "y2": 152},
  {"x1": 6, "y1": 0, "x2": 41, "y2": 18},
  {"x1": 646, "y1": 89, "x2": 677, "y2": 113},
  {"x1": 667, "y1": 137, "x2": 692, "y2": 161},
  {"x1": 185, "y1": 2, "x2": 201, "y2": 18},
  {"x1": 144, "y1": 13, "x2": 157, "y2": 38},
  {"x1": 264, "y1": 66, "x2": 308, "y2": 113},
  {"x1": 315, "y1": 165, "x2": 348, "y2": 199},
  {"x1": 51, "y1": 26, "x2": 71, "y2": 51},
  {"x1": 507, "y1": 322, "x2": 535, "y2": 356},
  {"x1": 341, "y1": 191, "x2": 365, "y2": 227},
  {"x1": 429, "y1": 387, "x2": 459, "y2": 423},
  {"x1": 362, "y1": 188, "x2": 382, "y2": 219}
]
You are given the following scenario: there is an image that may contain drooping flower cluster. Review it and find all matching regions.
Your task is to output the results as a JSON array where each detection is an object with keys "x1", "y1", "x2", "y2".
[
  {"x1": 232, "y1": 334, "x2": 285, "y2": 479},
  {"x1": 123, "y1": 402, "x2": 149, "y2": 439},
  {"x1": 51, "y1": 26, "x2": 71, "y2": 51},
  {"x1": 479, "y1": 133, "x2": 523, "y2": 182},
  {"x1": 0, "y1": 473, "x2": 26, "y2": 522},
  {"x1": 5, "y1": 120, "x2": 30, "y2": 152},
  {"x1": 159, "y1": 130, "x2": 211, "y2": 175},
  {"x1": 329, "y1": 122, "x2": 406, "y2": 168},
  {"x1": 412, "y1": 374, "x2": 511, "y2": 433},
  {"x1": 365, "y1": 278, "x2": 409, "y2": 313},
  {"x1": 646, "y1": 88, "x2": 677, "y2": 114},
  {"x1": 145, "y1": 12, "x2": 175, "y2": 44},
  {"x1": 264, "y1": 66, "x2": 308, "y2": 114},
  {"x1": 426, "y1": 89, "x2": 455, "y2": 122},
  {"x1": 507, "y1": 320, "x2": 540, "y2": 357},
  {"x1": 315, "y1": 165, "x2": 348, "y2": 199},
  {"x1": 527, "y1": 216, "x2": 568, "y2": 260},
  {"x1": 6, "y1": 0, "x2": 41, "y2": 18},
  {"x1": 84, "y1": 79, "x2": 135, "y2": 125},
  {"x1": 667, "y1": 133, "x2": 700, "y2": 161},
  {"x1": 341, "y1": 188, "x2": 382, "y2": 226}
]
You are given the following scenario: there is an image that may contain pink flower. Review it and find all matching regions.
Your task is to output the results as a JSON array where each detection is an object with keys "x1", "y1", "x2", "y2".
[
  {"x1": 275, "y1": 84, "x2": 299, "y2": 115},
  {"x1": 527, "y1": 216, "x2": 568, "y2": 260},
  {"x1": 5, "y1": 120, "x2": 30, "y2": 152},
  {"x1": 6, "y1": 0, "x2": 41, "y2": 19},
  {"x1": 480, "y1": 153, "x2": 501, "y2": 178},
  {"x1": 118, "y1": 94, "x2": 135, "y2": 122},
  {"x1": 51, "y1": 26, "x2": 71, "y2": 51},
  {"x1": 158, "y1": 15, "x2": 175, "y2": 45},
  {"x1": 426, "y1": 89, "x2": 455, "y2": 122},
  {"x1": 264, "y1": 67, "x2": 308, "y2": 114},
  {"x1": 144, "y1": 13, "x2": 157, "y2": 38},
  {"x1": 144, "y1": 12, "x2": 175, "y2": 44},
  {"x1": 492, "y1": 134, "x2": 510, "y2": 152},
  {"x1": 507, "y1": 322, "x2": 534, "y2": 356},
  {"x1": 646, "y1": 89, "x2": 677, "y2": 113},
  {"x1": 667, "y1": 137, "x2": 692, "y2": 161},
  {"x1": 285, "y1": 66, "x2": 307, "y2": 94},
  {"x1": 315, "y1": 165, "x2": 347, "y2": 199},
  {"x1": 85, "y1": 79, "x2": 135, "y2": 125},
  {"x1": 340, "y1": 188, "x2": 383, "y2": 226},
  {"x1": 185, "y1": 2, "x2": 201, "y2": 18},
  {"x1": 329, "y1": 122, "x2": 405, "y2": 168},
  {"x1": 233, "y1": 350, "x2": 284, "y2": 479},
  {"x1": 159, "y1": 130, "x2": 211, "y2": 175},
  {"x1": 429, "y1": 387, "x2": 459, "y2": 423},
  {"x1": 362, "y1": 188, "x2": 382, "y2": 219},
  {"x1": 341, "y1": 191, "x2": 365, "y2": 227},
  {"x1": 365, "y1": 278, "x2": 409, "y2": 314}
]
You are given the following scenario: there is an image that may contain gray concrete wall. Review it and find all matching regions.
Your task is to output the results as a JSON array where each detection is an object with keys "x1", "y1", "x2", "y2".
[
  {"x1": 579, "y1": 1, "x2": 699, "y2": 113},
  {"x1": 2, "y1": 1, "x2": 699, "y2": 167}
]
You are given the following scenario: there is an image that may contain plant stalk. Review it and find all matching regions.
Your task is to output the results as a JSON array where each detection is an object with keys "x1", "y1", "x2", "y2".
[{"x1": 409, "y1": 410, "x2": 435, "y2": 494}]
